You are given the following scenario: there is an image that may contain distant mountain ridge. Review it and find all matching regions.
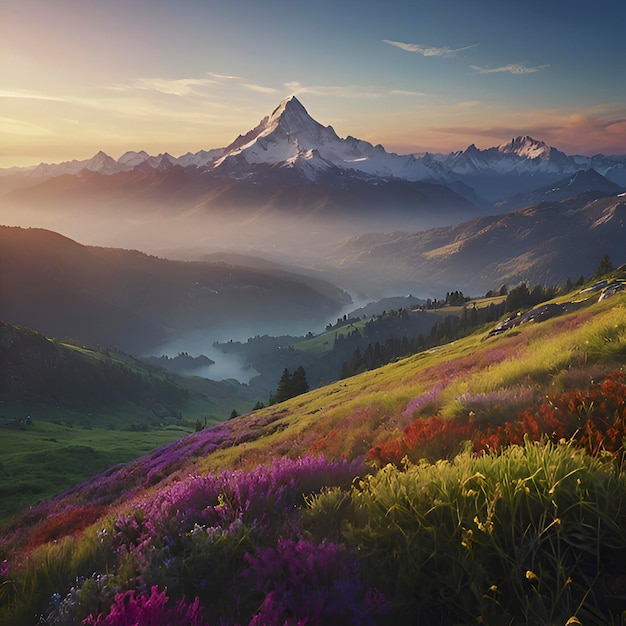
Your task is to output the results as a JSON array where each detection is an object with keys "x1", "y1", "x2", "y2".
[
  {"x1": 3, "y1": 97, "x2": 625, "y2": 199},
  {"x1": 328, "y1": 191, "x2": 626, "y2": 294},
  {"x1": 495, "y1": 169, "x2": 624, "y2": 212}
]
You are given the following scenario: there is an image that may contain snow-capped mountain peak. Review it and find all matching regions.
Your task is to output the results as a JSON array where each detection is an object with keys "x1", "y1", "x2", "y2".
[
  {"x1": 212, "y1": 96, "x2": 434, "y2": 181},
  {"x1": 498, "y1": 135, "x2": 551, "y2": 160},
  {"x1": 118, "y1": 150, "x2": 151, "y2": 168}
]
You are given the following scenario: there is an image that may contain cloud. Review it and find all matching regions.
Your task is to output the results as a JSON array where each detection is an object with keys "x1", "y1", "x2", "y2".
[
  {"x1": 384, "y1": 40, "x2": 479, "y2": 57},
  {"x1": 0, "y1": 90, "x2": 67, "y2": 102},
  {"x1": 470, "y1": 64, "x2": 550, "y2": 75},
  {"x1": 133, "y1": 77, "x2": 217, "y2": 96},
  {"x1": 241, "y1": 83, "x2": 280, "y2": 94},
  {"x1": 391, "y1": 90, "x2": 427, "y2": 97},
  {"x1": 284, "y1": 82, "x2": 383, "y2": 99},
  {"x1": 206, "y1": 72, "x2": 241, "y2": 81}
]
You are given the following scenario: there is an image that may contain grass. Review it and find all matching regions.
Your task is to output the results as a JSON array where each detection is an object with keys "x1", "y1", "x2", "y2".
[
  {"x1": 294, "y1": 319, "x2": 370, "y2": 355},
  {"x1": 0, "y1": 420, "x2": 193, "y2": 520},
  {"x1": 346, "y1": 440, "x2": 626, "y2": 624}
]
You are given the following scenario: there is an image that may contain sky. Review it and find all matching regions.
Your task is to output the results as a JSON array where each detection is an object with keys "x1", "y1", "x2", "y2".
[{"x1": 1, "y1": 0, "x2": 625, "y2": 168}]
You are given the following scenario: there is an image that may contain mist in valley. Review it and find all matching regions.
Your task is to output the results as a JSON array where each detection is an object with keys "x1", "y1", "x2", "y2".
[
  {"x1": 143, "y1": 290, "x2": 377, "y2": 385},
  {"x1": 0, "y1": 193, "x2": 452, "y2": 297},
  {"x1": 2, "y1": 193, "x2": 437, "y2": 388}
]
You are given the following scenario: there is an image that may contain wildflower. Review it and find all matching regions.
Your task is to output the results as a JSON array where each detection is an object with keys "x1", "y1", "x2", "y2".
[{"x1": 461, "y1": 528, "x2": 473, "y2": 550}]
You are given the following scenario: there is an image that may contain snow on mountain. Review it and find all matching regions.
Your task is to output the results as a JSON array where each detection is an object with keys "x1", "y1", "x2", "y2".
[
  {"x1": 433, "y1": 136, "x2": 574, "y2": 178},
  {"x1": 175, "y1": 148, "x2": 225, "y2": 168},
  {"x1": 118, "y1": 150, "x2": 151, "y2": 168},
  {"x1": 212, "y1": 96, "x2": 436, "y2": 181},
  {"x1": 2, "y1": 97, "x2": 626, "y2": 198},
  {"x1": 82, "y1": 151, "x2": 122, "y2": 175},
  {"x1": 498, "y1": 136, "x2": 553, "y2": 160},
  {"x1": 20, "y1": 151, "x2": 125, "y2": 179}
]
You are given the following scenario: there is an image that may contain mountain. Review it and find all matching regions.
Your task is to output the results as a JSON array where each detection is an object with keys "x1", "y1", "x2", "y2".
[
  {"x1": 0, "y1": 226, "x2": 350, "y2": 354},
  {"x1": 327, "y1": 191, "x2": 626, "y2": 294},
  {"x1": 425, "y1": 136, "x2": 626, "y2": 201},
  {"x1": 213, "y1": 96, "x2": 437, "y2": 182},
  {"x1": 495, "y1": 168, "x2": 624, "y2": 212},
  {"x1": 2, "y1": 97, "x2": 480, "y2": 235}
]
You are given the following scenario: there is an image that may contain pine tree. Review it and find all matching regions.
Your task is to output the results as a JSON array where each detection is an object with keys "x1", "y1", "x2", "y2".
[
  {"x1": 291, "y1": 366, "x2": 309, "y2": 396},
  {"x1": 594, "y1": 255, "x2": 614, "y2": 279},
  {"x1": 269, "y1": 366, "x2": 310, "y2": 404}
]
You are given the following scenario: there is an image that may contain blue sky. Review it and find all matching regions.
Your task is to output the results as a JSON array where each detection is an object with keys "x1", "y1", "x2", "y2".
[{"x1": 1, "y1": 0, "x2": 624, "y2": 166}]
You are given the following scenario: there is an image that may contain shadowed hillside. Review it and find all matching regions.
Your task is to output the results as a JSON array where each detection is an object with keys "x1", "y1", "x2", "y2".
[{"x1": 0, "y1": 226, "x2": 350, "y2": 354}]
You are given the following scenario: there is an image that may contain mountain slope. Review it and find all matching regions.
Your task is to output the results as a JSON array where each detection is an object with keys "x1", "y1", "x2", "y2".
[
  {"x1": 496, "y1": 168, "x2": 624, "y2": 211},
  {"x1": 328, "y1": 192, "x2": 626, "y2": 293},
  {"x1": 0, "y1": 320, "x2": 253, "y2": 422},
  {"x1": 0, "y1": 226, "x2": 349, "y2": 354}
]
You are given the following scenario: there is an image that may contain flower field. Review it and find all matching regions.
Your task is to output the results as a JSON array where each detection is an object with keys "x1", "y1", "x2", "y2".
[{"x1": 1, "y1": 291, "x2": 626, "y2": 624}]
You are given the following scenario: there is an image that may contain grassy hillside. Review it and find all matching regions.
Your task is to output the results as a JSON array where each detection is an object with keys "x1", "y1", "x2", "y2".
[
  {"x1": 2, "y1": 277, "x2": 626, "y2": 625},
  {"x1": 0, "y1": 321, "x2": 257, "y2": 518}
]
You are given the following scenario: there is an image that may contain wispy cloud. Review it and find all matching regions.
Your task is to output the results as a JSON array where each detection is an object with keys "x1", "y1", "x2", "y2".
[
  {"x1": 284, "y1": 82, "x2": 383, "y2": 99},
  {"x1": 206, "y1": 71, "x2": 241, "y2": 81},
  {"x1": 384, "y1": 40, "x2": 479, "y2": 57},
  {"x1": 470, "y1": 63, "x2": 549, "y2": 75},
  {"x1": 241, "y1": 83, "x2": 279, "y2": 94},
  {"x1": 0, "y1": 89, "x2": 67, "y2": 102},
  {"x1": 133, "y1": 76, "x2": 217, "y2": 96},
  {"x1": 391, "y1": 89, "x2": 427, "y2": 97}
]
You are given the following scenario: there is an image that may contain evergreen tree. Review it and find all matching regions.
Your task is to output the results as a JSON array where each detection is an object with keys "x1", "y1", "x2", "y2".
[
  {"x1": 269, "y1": 366, "x2": 310, "y2": 404},
  {"x1": 594, "y1": 255, "x2": 614, "y2": 279},
  {"x1": 291, "y1": 366, "x2": 310, "y2": 396}
]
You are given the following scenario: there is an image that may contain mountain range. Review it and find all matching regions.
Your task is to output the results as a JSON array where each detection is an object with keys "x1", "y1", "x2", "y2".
[
  {"x1": 2, "y1": 97, "x2": 624, "y2": 241},
  {"x1": 3, "y1": 97, "x2": 625, "y2": 193}
]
